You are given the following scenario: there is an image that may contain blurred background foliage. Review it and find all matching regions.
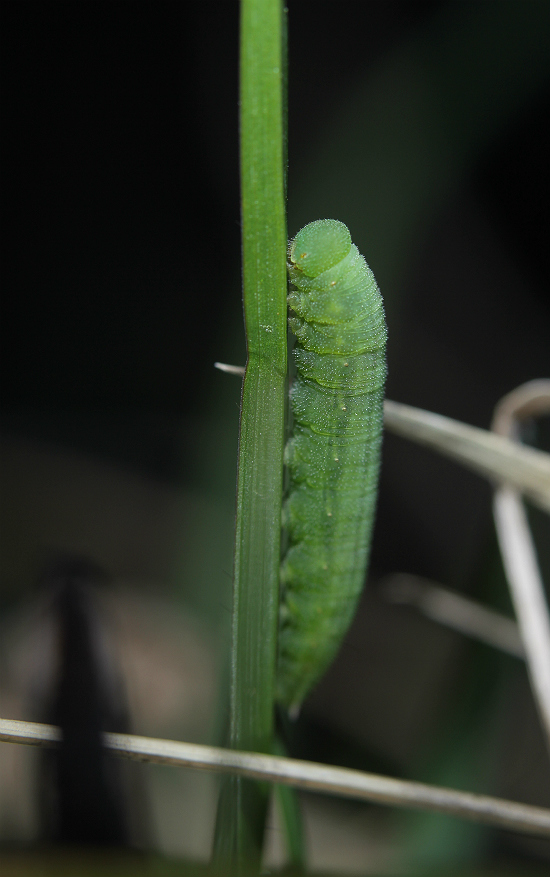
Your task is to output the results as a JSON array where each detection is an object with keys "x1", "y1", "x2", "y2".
[{"x1": 1, "y1": 1, "x2": 549, "y2": 874}]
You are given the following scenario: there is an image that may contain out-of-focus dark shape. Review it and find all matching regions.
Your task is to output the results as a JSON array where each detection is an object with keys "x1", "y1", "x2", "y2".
[{"x1": 37, "y1": 555, "x2": 131, "y2": 846}]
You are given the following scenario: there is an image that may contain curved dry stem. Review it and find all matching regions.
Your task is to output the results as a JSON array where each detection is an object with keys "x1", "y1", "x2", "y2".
[
  {"x1": 492, "y1": 379, "x2": 550, "y2": 439},
  {"x1": 491, "y1": 381, "x2": 550, "y2": 755}
]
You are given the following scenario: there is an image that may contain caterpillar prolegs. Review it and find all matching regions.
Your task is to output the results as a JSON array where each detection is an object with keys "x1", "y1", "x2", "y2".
[{"x1": 277, "y1": 220, "x2": 387, "y2": 713}]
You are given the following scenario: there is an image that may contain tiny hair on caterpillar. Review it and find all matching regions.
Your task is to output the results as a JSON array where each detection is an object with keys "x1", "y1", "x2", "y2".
[{"x1": 277, "y1": 219, "x2": 387, "y2": 714}]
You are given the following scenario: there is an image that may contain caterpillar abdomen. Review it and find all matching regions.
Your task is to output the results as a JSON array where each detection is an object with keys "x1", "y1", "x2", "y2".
[{"x1": 277, "y1": 220, "x2": 387, "y2": 713}]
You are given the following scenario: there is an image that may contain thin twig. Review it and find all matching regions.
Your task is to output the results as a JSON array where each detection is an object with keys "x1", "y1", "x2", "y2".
[
  {"x1": 491, "y1": 381, "x2": 550, "y2": 754},
  {"x1": 381, "y1": 574, "x2": 524, "y2": 658},
  {"x1": 214, "y1": 361, "x2": 246, "y2": 376},
  {"x1": 383, "y1": 398, "x2": 550, "y2": 514},
  {"x1": 2, "y1": 717, "x2": 550, "y2": 837}
]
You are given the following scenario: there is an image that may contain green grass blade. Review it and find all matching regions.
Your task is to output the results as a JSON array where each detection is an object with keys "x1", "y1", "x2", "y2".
[
  {"x1": 273, "y1": 734, "x2": 306, "y2": 868},
  {"x1": 213, "y1": 0, "x2": 287, "y2": 870}
]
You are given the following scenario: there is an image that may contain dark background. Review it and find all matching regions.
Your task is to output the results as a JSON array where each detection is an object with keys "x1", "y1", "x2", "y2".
[{"x1": 1, "y1": 1, "x2": 550, "y2": 871}]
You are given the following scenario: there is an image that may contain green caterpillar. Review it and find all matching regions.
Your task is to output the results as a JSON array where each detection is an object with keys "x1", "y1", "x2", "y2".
[{"x1": 277, "y1": 219, "x2": 387, "y2": 713}]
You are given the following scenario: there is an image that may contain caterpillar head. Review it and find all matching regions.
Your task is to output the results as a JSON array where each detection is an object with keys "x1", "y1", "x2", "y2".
[{"x1": 289, "y1": 219, "x2": 351, "y2": 278}]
